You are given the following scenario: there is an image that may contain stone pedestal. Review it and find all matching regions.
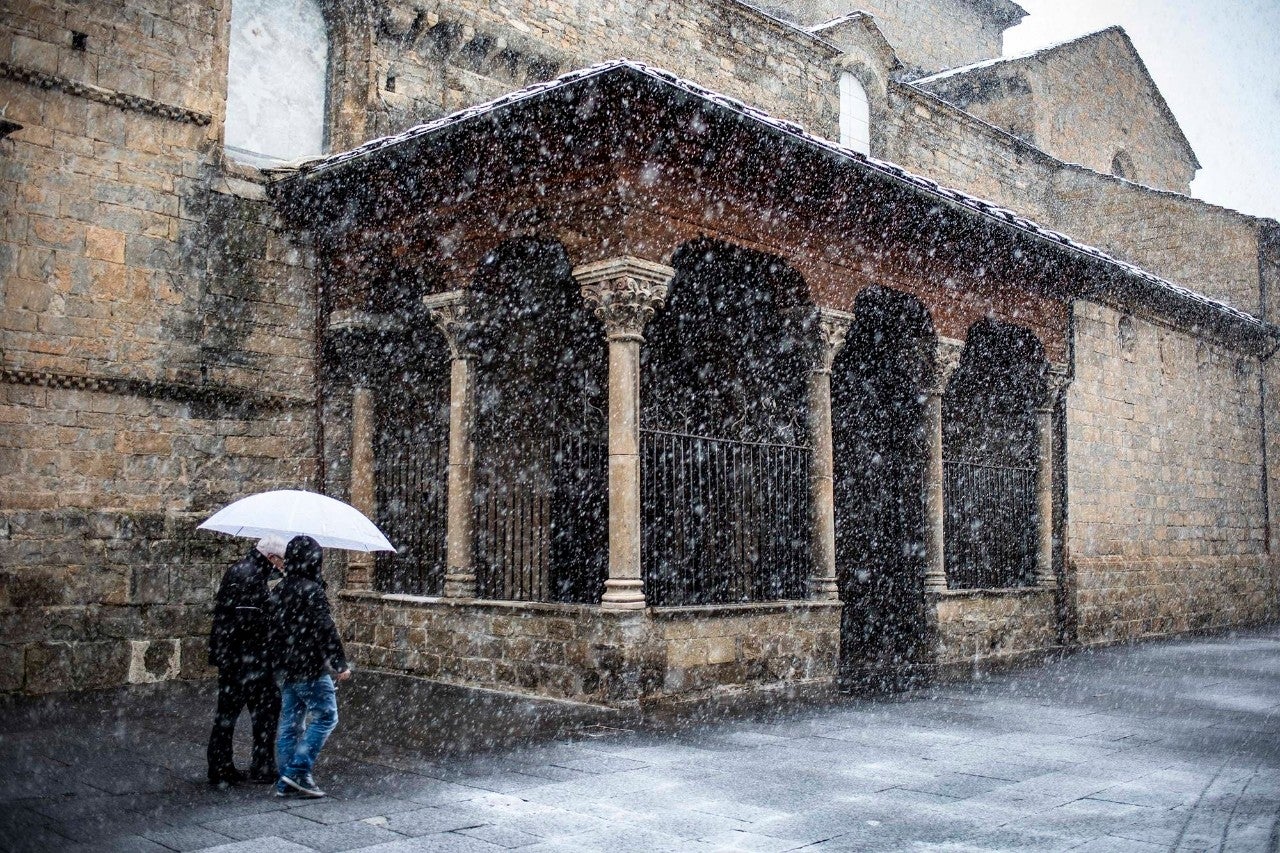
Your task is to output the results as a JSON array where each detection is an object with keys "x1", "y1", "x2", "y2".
[
  {"x1": 575, "y1": 257, "x2": 673, "y2": 611},
  {"x1": 924, "y1": 338, "x2": 964, "y2": 594},
  {"x1": 424, "y1": 291, "x2": 478, "y2": 599}
]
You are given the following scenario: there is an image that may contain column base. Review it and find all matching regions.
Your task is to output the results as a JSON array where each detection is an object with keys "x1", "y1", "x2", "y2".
[
  {"x1": 809, "y1": 576, "x2": 839, "y2": 601},
  {"x1": 601, "y1": 579, "x2": 646, "y2": 610},
  {"x1": 924, "y1": 573, "x2": 948, "y2": 595},
  {"x1": 443, "y1": 571, "x2": 477, "y2": 599},
  {"x1": 346, "y1": 555, "x2": 373, "y2": 591}
]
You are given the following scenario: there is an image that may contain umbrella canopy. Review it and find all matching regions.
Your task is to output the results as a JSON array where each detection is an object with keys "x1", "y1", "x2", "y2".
[{"x1": 198, "y1": 489, "x2": 395, "y2": 552}]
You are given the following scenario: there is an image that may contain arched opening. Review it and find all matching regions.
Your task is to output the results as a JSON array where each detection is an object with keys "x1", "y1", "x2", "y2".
[
  {"x1": 832, "y1": 286, "x2": 934, "y2": 686},
  {"x1": 225, "y1": 0, "x2": 329, "y2": 166},
  {"x1": 1111, "y1": 150, "x2": 1135, "y2": 181},
  {"x1": 641, "y1": 240, "x2": 811, "y2": 605},
  {"x1": 943, "y1": 319, "x2": 1047, "y2": 589},
  {"x1": 839, "y1": 71, "x2": 871, "y2": 155},
  {"x1": 469, "y1": 239, "x2": 607, "y2": 603}
]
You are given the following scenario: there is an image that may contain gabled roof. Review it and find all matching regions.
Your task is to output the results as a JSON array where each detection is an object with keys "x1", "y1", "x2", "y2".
[
  {"x1": 912, "y1": 26, "x2": 1200, "y2": 170},
  {"x1": 274, "y1": 60, "x2": 1269, "y2": 347},
  {"x1": 805, "y1": 11, "x2": 901, "y2": 71}
]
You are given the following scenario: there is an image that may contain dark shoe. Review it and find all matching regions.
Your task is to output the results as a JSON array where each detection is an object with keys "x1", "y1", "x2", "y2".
[
  {"x1": 248, "y1": 767, "x2": 278, "y2": 784},
  {"x1": 280, "y1": 772, "x2": 325, "y2": 798},
  {"x1": 208, "y1": 767, "x2": 245, "y2": 787},
  {"x1": 274, "y1": 779, "x2": 299, "y2": 798}
]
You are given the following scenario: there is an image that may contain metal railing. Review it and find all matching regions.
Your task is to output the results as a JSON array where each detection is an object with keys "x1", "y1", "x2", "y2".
[
  {"x1": 641, "y1": 428, "x2": 811, "y2": 606},
  {"x1": 375, "y1": 436, "x2": 449, "y2": 596},
  {"x1": 473, "y1": 433, "x2": 607, "y2": 603},
  {"x1": 943, "y1": 458, "x2": 1036, "y2": 589}
]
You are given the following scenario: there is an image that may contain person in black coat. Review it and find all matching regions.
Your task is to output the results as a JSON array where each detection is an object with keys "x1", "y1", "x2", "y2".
[
  {"x1": 270, "y1": 535, "x2": 350, "y2": 798},
  {"x1": 206, "y1": 535, "x2": 285, "y2": 786}
]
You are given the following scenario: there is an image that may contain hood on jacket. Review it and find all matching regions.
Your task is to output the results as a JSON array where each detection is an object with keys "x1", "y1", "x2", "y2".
[{"x1": 284, "y1": 534, "x2": 324, "y2": 584}]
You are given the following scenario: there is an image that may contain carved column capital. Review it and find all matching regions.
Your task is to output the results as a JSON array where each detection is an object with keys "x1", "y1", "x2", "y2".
[
  {"x1": 811, "y1": 308, "x2": 854, "y2": 374},
  {"x1": 926, "y1": 337, "x2": 965, "y2": 396},
  {"x1": 574, "y1": 257, "x2": 674, "y2": 341},
  {"x1": 1038, "y1": 364, "x2": 1072, "y2": 412},
  {"x1": 422, "y1": 290, "x2": 476, "y2": 360}
]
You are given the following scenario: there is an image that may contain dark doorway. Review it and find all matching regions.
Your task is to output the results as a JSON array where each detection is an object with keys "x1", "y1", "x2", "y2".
[
  {"x1": 943, "y1": 319, "x2": 1046, "y2": 589},
  {"x1": 469, "y1": 238, "x2": 608, "y2": 603},
  {"x1": 640, "y1": 240, "x2": 812, "y2": 605},
  {"x1": 832, "y1": 287, "x2": 934, "y2": 690}
]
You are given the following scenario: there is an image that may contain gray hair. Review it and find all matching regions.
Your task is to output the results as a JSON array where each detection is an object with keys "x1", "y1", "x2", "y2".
[{"x1": 255, "y1": 535, "x2": 288, "y2": 558}]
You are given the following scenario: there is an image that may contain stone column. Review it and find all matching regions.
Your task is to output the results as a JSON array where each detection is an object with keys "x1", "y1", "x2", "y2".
[
  {"x1": 805, "y1": 308, "x2": 853, "y2": 601},
  {"x1": 423, "y1": 291, "x2": 478, "y2": 599},
  {"x1": 575, "y1": 257, "x2": 673, "y2": 611},
  {"x1": 1034, "y1": 367, "x2": 1071, "y2": 588},
  {"x1": 923, "y1": 338, "x2": 964, "y2": 594},
  {"x1": 346, "y1": 383, "x2": 376, "y2": 590}
]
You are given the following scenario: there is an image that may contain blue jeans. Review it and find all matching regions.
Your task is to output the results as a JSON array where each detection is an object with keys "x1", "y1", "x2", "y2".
[{"x1": 276, "y1": 675, "x2": 338, "y2": 778}]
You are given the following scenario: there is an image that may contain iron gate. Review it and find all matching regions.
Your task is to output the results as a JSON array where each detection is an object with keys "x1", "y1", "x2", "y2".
[
  {"x1": 641, "y1": 428, "x2": 811, "y2": 606},
  {"x1": 374, "y1": 433, "x2": 449, "y2": 596},
  {"x1": 943, "y1": 458, "x2": 1036, "y2": 589},
  {"x1": 473, "y1": 433, "x2": 607, "y2": 603}
]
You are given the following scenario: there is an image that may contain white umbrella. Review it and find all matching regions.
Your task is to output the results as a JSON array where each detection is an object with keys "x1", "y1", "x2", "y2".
[{"x1": 198, "y1": 489, "x2": 395, "y2": 552}]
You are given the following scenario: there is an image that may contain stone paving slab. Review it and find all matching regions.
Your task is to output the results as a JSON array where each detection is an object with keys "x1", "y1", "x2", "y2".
[{"x1": 3, "y1": 626, "x2": 1280, "y2": 851}]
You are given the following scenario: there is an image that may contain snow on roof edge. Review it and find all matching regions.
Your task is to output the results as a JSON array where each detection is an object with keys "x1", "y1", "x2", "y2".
[{"x1": 281, "y1": 59, "x2": 1271, "y2": 339}]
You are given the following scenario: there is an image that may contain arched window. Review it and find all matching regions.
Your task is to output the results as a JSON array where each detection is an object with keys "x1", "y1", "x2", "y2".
[
  {"x1": 225, "y1": 0, "x2": 329, "y2": 166},
  {"x1": 839, "y1": 71, "x2": 871, "y2": 155},
  {"x1": 1111, "y1": 150, "x2": 1135, "y2": 181}
]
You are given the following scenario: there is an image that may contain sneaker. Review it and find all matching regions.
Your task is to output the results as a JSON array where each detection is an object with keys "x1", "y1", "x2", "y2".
[
  {"x1": 274, "y1": 779, "x2": 299, "y2": 798},
  {"x1": 280, "y1": 772, "x2": 325, "y2": 798}
]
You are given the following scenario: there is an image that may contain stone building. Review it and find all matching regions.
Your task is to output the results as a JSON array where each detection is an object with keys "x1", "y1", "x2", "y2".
[{"x1": 1, "y1": 0, "x2": 1277, "y2": 704}]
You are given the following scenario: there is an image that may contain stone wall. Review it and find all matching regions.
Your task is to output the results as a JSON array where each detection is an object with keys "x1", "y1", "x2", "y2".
[
  {"x1": 1066, "y1": 301, "x2": 1278, "y2": 643},
  {"x1": 364, "y1": 0, "x2": 844, "y2": 142},
  {"x1": 1, "y1": 1, "x2": 317, "y2": 694},
  {"x1": 884, "y1": 82, "x2": 1268, "y2": 314},
  {"x1": 916, "y1": 29, "x2": 1197, "y2": 193},
  {"x1": 338, "y1": 593, "x2": 840, "y2": 707},
  {"x1": 930, "y1": 589, "x2": 1058, "y2": 668},
  {"x1": 753, "y1": 0, "x2": 1018, "y2": 76}
]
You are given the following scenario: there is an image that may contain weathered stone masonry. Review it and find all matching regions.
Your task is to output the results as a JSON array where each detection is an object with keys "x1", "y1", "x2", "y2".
[{"x1": 2, "y1": 0, "x2": 1278, "y2": 699}]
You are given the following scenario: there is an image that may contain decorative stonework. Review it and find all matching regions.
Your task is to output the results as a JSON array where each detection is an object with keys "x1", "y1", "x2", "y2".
[
  {"x1": 0, "y1": 62, "x2": 213, "y2": 126},
  {"x1": 1038, "y1": 364, "x2": 1072, "y2": 412},
  {"x1": 926, "y1": 337, "x2": 965, "y2": 395},
  {"x1": 1, "y1": 365, "x2": 307, "y2": 409},
  {"x1": 811, "y1": 308, "x2": 853, "y2": 373},
  {"x1": 574, "y1": 257, "x2": 673, "y2": 341},
  {"x1": 422, "y1": 290, "x2": 475, "y2": 359}
]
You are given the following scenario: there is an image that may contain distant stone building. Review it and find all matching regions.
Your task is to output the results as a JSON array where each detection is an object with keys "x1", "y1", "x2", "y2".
[{"x1": 1, "y1": 0, "x2": 1277, "y2": 703}]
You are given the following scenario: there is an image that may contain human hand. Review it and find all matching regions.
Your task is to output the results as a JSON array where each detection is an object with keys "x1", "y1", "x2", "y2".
[{"x1": 336, "y1": 669, "x2": 352, "y2": 682}]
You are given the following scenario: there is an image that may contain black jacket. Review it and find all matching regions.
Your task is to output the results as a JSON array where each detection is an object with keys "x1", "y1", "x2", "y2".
[
  {"x1": 208, "y1": 549, "x2": 275, "y2": 671},
  {"x1": 270, "y1": 536, "x2": 348, "y2": 682}
]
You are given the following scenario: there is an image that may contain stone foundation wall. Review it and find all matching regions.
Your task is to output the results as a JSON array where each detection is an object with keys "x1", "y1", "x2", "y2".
[
  {"x1": 1073, "y1": 555, "x2": 1279, "y2": 645},
  {"x1": 338, "y1": 593, "x2": 840, "y2": 707},
  {"x1": 930, "y1": 589, "x2": 1058, "y2": 668}
]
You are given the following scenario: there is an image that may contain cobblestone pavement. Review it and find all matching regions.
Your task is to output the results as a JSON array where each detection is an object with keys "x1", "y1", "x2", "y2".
[{"x1": 3, "y1": 627, "x2": 1279, "y2": 852}]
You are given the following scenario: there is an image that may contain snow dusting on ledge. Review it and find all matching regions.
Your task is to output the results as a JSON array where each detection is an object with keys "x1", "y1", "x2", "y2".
[{"x1": 276, "y1": 59, "x2": 1275, "y2": 341}]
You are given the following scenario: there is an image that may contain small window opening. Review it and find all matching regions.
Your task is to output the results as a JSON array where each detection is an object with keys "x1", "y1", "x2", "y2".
[
  {"x1": 70, "y1": 31, "x2": 88, "y2": 51},
  {"x1": 1111, "y1": 150, "x2": 1135, "y2": 180},
  {"x1": 385, "y1": 71, "x2": 397, "y2": 92},
  {"x1": 839, "y1": 71, "x2": 871, "y2": 155}
]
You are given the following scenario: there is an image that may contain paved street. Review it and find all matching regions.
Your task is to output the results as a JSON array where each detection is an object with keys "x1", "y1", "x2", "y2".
[{"x1": 3, "y1": 627, "x2": 1279, "y2": 852}]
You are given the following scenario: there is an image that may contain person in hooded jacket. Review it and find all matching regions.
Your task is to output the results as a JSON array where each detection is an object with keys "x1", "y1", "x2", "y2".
[
  {"x1": 270, "y1": 534, "x2": 350, "y2": 798},
  {"x1": 206, "y1": 535, "x2": 285, "y2": 787}
]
